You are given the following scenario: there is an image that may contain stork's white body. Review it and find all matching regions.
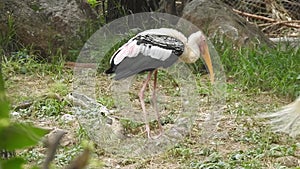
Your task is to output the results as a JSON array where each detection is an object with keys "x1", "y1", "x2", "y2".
[
  {"x1": 106, "y1": 28, "x2": 214, "y2": 139},
  {"x1": 106, "y1": 28, "x2": 213, "y2": 81}
]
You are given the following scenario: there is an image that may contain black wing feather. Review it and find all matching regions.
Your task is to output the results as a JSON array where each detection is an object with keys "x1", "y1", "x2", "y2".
[
  {"x1": 105, "y1": 33, "x2": 184, "y2": 80},
  {"x1": 114, "y1": 53, "x2": 178, "y2": 80}
]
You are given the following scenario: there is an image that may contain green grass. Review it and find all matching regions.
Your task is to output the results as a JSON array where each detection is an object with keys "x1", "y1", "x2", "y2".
[
  {"x1": 48, "y1": 82, "x2": 69, "y2": 96},
  {"x1": 0, "y1": 14, "x2": 21, "y2": 55},
  {"x1": 219, "y1": 42, "x2": 299, "y2": 98},
  {"x1": 2, "y1": 49, "x2": 66, "y2": 78}
]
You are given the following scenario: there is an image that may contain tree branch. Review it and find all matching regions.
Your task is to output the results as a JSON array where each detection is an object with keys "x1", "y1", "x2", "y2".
[{"x1": 232, "y1": 9, "x2": 300, "y2": 29}]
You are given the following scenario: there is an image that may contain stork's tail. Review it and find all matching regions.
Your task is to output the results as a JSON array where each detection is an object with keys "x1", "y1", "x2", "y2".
[{"x1": 258, "y1": 96, "x2": 300, "y2": 137}]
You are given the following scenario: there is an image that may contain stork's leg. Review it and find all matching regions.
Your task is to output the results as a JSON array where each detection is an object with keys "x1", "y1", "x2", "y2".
[
  {"x1": 139, "y1": 71, "x2": 153, "y2": 139},
  {"x1": 151, "y1": 70, "x2": 163, "y2": 138}
]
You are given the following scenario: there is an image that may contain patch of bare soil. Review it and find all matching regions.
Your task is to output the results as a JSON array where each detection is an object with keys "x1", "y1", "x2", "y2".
[{"x1": 6, "y1": 74, "x2": 54, "y2": 104}]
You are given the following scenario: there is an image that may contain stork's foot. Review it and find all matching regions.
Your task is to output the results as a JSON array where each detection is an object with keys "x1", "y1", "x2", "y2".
[{"x1": 145, "y1": 123, "x2": 163, "y2": 139}]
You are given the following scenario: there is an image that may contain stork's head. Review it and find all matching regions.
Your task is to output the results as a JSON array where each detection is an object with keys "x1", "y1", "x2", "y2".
[{"x1": 187, "y1": 31, "x2": 214, "y2": 83}]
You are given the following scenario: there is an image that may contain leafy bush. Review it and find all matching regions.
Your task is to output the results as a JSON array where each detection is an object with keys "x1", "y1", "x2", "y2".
[{"x1": 0, "y1": 71, "x2": 49, "y2": 169}]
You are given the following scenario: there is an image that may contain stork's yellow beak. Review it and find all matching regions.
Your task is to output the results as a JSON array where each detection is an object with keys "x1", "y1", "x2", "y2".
[{"x1": 201, "y1": 43, "x2": 214, "y2": 83}]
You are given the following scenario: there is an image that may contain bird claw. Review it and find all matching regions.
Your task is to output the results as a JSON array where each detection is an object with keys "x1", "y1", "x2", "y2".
[
  {"x1": 145, "y1": 124, "x2": 163, "y2": 139},
  {"x1": 148, "y1": 132, "x2": 163, "y2": 140}
]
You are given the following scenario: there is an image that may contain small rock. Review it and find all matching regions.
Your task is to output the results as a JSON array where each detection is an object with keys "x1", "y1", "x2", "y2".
[
  {"x1": 182, "y1": 0, "x2": 273, "y2": 47},
  {"x1": 10, "y1": 111, "x2": 21, "y2": 118},
  {"x1": 61, "y1": 114, "x2": 76, "y2": 123}
]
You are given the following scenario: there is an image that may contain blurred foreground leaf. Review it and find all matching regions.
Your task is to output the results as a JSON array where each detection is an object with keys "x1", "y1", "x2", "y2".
[
  {"x1": 0, "y1": 157, "x2": 25, "y2": 169},
  {"x1": 0, "y1": 123, "x2": 49, "y2": 150}
]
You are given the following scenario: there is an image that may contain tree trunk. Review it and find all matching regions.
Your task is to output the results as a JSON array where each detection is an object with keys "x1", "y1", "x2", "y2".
[{"x1": 106, "y1": 0, "x2": 160, "y2": 22}]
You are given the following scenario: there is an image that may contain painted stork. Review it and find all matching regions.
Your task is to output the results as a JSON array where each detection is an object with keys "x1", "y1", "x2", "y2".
[
  {"x1": 261, "y1": 96, "x2": 300, "y2": 137},
  {"x1": 105, "y1": 28, "x2": 214, "y2": 139}
]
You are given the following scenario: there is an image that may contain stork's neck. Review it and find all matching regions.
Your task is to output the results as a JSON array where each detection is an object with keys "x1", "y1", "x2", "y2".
[
  {"x1": 180, "y1": 32, "x2": 201, "y2": 63},
  {"x1": 188, "y1": 34, "x2": 201, "y2": 56}
]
